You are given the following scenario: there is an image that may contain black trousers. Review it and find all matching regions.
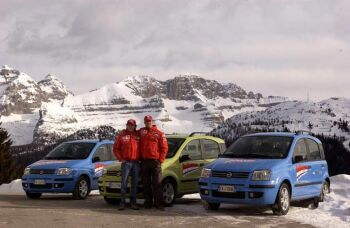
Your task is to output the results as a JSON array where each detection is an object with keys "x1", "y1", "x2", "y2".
[{"x1": 141, "y1": 159, "x2": 163, "y2": 207}]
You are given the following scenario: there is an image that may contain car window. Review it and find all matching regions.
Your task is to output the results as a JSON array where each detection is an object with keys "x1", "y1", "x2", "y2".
[
  {"x1": 45, "y1": 142, "x2": 96, "y2": 160},
  {"x1": 107, "y1": 144, "x2": 116, "y2": 160},
  {"x1": 181, "y1": 139, "x2": 202, "y2": 160},
  {"x1": 306, "y1": 139, "x2": 321, "y2": 161},
  {"x1": 201, "y1": 139, "x2": 220, "y2": 159},
  {"x1": 93, "y1": 145, "x2": 111, "y2": 162},
  {"x1": 293, "y1": 139, "x2": 308, "y2": 163}
]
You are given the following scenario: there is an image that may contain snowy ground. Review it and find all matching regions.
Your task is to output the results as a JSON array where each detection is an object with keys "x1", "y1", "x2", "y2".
[{"x1": 0, "y1": 175, "x2": 349, "y2": 228}]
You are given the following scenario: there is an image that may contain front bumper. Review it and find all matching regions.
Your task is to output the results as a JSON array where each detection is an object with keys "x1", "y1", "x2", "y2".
[
  {"x1": 22, "y1": 175, "x2": 77, "y2": 193},
  {"x1": 98, "y1": 176, "x2": 143, "y2": 198},
  {"x1": 199, "y1": 177, "x2": 279, "y2": 205}
]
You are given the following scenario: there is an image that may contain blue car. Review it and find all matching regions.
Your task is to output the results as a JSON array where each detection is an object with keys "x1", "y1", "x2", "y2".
[
  {"x1": 199, "y1": 132, "x2": 330, "y2": 215},
  {"x1": 22, "y1": 140, "x2": 116, "y2": 199}
]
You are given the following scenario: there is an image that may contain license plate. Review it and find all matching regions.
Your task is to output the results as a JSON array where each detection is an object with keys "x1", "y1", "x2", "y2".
[
  {"x1": 218, "y1": 185, "x2": 235, "y2": 193},
  {"x1": 109, "y1": 182, "x2": 121, "y2": 189},
  {"x1": 34, "y1": 179, "x2": 46, "y2": 185}
]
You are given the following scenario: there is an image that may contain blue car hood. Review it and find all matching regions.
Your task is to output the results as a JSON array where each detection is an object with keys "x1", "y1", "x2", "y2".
[
  {"x1": 28, "y1": 159, "x2": 83, "y2": 169},
  {"x1": 208, "y1": 158, "x2": 282, "y2": 172}
]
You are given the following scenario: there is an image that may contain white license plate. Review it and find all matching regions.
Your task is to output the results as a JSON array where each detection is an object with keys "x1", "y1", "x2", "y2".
[
  {"x1": 109, "y1": 182, "x2": 121, "y2": 189},
  {"x1": 218, "y1": 185, "x2": 236, "y2": 193},
  {"x1": 34, "y1": 179, "x2": 46, "y2": 185}
]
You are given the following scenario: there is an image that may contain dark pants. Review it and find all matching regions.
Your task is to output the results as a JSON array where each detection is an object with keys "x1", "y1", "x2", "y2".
[{"x1": 141, "y1": 159, "x2": 163, "y2": 207}]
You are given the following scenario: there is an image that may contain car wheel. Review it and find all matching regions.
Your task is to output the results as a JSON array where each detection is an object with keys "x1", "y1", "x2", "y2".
[
  {"x1": 26, "y1": 192, "x2": 42, "y2": 199},
  {"x1": 104, "y1": 197, "x2": 120, "y2": 205},
  {"x1": 73, "y1": 176, "x2": 90, "y2": 200},
  {"x1": 162, "y1": 179, "x2": 176, "y2": 207},
  {"x1": 203, "y1": 201, "x2": 220, "y2": 211},
  {"x1": 309, "y1": 197, "x2": 320, "y2": 209},
  {"x1": 272, "y1": 183, "x2": 290, "y2": 216},
  {"x1": 320, "y1": 181, "x2": 330, "y2": 202}
]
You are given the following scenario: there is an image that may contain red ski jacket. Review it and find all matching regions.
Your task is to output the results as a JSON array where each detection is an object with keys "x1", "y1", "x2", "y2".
[
  {"x1": 113, "y1": 130, "x2": 140, "y2": 161},
  {"x1": 139, "y1": 126, "x2": 168, "y2": 163}
]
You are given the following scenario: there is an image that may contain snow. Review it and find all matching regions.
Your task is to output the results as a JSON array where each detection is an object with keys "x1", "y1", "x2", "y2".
[
  {"x1": 0, "y1": 111, "x2": 40, "y2": 145},
  {"x1": 0, "y1": 175, "x2": 349, "y2": 227}
]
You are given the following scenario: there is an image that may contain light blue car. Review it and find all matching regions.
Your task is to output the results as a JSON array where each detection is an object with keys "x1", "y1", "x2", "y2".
[
  {"x1": 199, "y1": 132, "x2": 330, "y2": 215},
  {"x1": 22, "y1": 140, "x2": 116, "y2": 199}
]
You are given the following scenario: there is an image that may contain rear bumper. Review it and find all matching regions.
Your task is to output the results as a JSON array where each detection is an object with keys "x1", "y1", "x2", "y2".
[
  {"x1": 199, "y1": 178, "x2": 279, "y2": 205},
  {"x1": 22, "y1": 175, "x2": 77, "y2": 193}
]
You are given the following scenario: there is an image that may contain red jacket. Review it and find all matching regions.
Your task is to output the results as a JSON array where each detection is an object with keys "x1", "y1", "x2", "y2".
[
  {"x1": 139, "y1": 126, "x2": 168, "y2": 163},
  {"x1": 113, "y1": 130, "x2": 140, "y2": 161}
]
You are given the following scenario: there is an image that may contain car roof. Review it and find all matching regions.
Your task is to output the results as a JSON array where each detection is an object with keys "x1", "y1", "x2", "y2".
[
  {"x1": 244, "y1": 132, "x2": 322, "y2": 144},
  {"x1": 166, "y1": 134, "x2": 225, "y2": 143},
  {"x1": 65, "y1": 139, "x2": 114, "y2": 144}
]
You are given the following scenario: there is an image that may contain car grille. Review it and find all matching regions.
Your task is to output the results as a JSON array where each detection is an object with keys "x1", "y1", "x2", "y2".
[
  {"x1": 30, "y1": 169, "x2": 56, "y2": 175},
  {"x1": 212, "y1": 190, "x2": 245, "y2": 199},
  {"x1": 29, "y1": 183, "x2": 53, "y2": 189},
  {"x1": 106, "y1": 170, "x2": 121, "y2": 176},
  {"x1": 212, "y1": 171, "x2": 250, "y2": 179}
]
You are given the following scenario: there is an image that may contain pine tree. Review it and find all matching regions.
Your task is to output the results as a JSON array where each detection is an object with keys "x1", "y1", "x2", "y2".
[{"x1": 0, "y1": 123, "x2": 16, "y2": 185}]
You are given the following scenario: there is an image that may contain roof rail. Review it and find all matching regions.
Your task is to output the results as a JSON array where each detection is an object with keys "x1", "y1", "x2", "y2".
[
  {"x1": 189, "y1": 132, "x2": 208, "y2": 137},
  {"x1": 295, "y1": 130, "x2": 313, "y2": 135}
]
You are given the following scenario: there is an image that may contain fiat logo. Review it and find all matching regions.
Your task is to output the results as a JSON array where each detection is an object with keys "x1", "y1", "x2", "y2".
[
  {"x1": 40, "y1": 170, "x2": 44, "y2": 175},
  {"x1": 226, "y1": 172, "x2": 233, "y2": 178}
]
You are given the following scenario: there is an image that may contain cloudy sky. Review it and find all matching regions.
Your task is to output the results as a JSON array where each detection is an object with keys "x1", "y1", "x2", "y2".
[{"x1": 1, "y1": 0, "x2": 349, "y2": 100}]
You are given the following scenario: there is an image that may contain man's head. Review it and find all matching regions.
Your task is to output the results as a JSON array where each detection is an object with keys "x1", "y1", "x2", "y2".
[
  {"x1": 144, "y1": 115, "x2": 153, "y2": 129},
  {"x1": 126, "y1": 119, "x2": 137, "y2": 131}
]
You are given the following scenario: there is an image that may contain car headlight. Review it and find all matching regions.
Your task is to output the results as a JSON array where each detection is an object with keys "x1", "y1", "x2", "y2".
[
  {"x1": 201, "y1": 168, "x2": 211, "y2": 178},
  {"x1": 57, "y1": 168, "x2": 72, "y2": 176},
  {"x1": 251, "y1": 170, "x2": 271, "y2": 181},
  {"x1": 24, "y1": 167, "x2": 31, "y2": 175}
]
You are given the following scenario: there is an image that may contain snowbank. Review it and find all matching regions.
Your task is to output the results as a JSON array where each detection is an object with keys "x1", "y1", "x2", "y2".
[
  {"x1": 0, "y1": 179, "x2": 25, "y2": 194},
  {"x1": 287, "y1": 174, "x2": 350, "y2": 228}
]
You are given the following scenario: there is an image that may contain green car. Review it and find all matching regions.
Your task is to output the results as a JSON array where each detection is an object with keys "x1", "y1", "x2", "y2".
[{"x1": 98, "y1": 133, "x2": 226, "y2": 206}]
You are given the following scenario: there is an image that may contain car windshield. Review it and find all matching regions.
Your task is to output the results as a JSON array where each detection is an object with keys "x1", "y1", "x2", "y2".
[
  {"x1": 44, "y1": 142, "x2": 96, "y2": 160},
  {"x1": 223, "y1": 136, "x2": 293, "y2": 159},
  {"x1": 166, "y1": 138, "x2": 185, "y2": 158}
]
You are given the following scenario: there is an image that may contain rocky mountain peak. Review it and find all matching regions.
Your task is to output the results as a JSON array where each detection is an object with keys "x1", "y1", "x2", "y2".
[
  {"x1": 38, "y1": 74, "x2": 73, "y2": 100},
  {"x1": 0, "y1": 65, "x2": 20, "y2": 85}
]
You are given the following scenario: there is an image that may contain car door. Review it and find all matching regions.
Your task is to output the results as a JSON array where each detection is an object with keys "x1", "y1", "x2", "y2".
[
  {"x1": 305, "y1": 138, "x2": 324, "y2": 195},
  {"x1": 201, "y1": 139, "x2": 221, "y2": 165},
  {"x1": 291, "y1": 138, "x2": 314, "y2": 197},
  {"x1": 179, "y1": 139, "x2": 204, "y2": 193},
  {"x1": 91, "y1": 143, "x2": 115, "y2": 188}
]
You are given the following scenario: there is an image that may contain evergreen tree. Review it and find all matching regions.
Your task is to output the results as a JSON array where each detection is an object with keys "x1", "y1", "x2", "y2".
[{"x1": 0, "y1": 123, "x2": 16, "y2": 184}]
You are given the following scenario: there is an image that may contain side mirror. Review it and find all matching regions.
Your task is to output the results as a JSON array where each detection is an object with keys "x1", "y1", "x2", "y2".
[
  {"x1": 293, "y1": 155, "x2": 304, "y2": 163},
  {"x1": 92, "y1": 156, "x2": 101, "y2": 163},
  {"x1": 179, "y1": 154, "x2": 190, "y2": 163}
]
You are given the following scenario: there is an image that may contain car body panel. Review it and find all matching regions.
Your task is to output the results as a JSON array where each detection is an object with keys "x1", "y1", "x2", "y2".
[
  {"x1": 199, "y1": 132, "x2": 329, "y2": 206},
  {"x1": 99, "y1": 135, "x2": 226, "y2": 199},
  {"x1": 22, "y1": 140, "x2": 116, "y2": 194}
]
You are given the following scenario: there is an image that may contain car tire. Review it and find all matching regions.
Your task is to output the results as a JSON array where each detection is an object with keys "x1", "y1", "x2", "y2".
[
  {"x1": 309, "y1": 197, "x2": 320, "y2": 209},
  {"x1": 104, "y1": 197, "x2": 120, "y2": 205},
  {"x1": 73, "y1": 176, "x2": 90, "y2": 200},
  {"x1": 272, "y1": 183, "x2": 290, "y2": 216},
  {"x1": 162, "y1": 179, "x2": 176, "y2": 207},
  {"x1": 319, "y1": 181, "x2": 330, "y2": 202},
  {"x1": 203, "y1": 201, "x2": 220, "y2": 211},
  {"x1": 26, "y1": 192, "x2": 42, "y2": 199}
]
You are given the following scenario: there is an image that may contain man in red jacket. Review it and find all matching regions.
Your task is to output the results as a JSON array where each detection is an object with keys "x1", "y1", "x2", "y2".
[
  {"x1": 139, "y1": 115, "x2": 168, "y2": 210},
  {"x1": 113, "y1": 119, "x2": 140, "y2": 210}
]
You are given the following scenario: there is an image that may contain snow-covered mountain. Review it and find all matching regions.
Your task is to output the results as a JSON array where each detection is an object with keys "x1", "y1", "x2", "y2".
[
  {"x1": 36, "y1": 75, "x2": 289, "y2": 144},
  {"x1": 212, "y1": 98, "x2": 350, "y2": 143},
  {"x1": 0, "y1": 65, "x2": 288, "y2": 145}
]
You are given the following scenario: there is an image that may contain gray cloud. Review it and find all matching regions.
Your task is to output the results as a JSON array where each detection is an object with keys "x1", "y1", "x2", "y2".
[{"x1": 0, "y1": 0, "x2": 349, "y2": 100}]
